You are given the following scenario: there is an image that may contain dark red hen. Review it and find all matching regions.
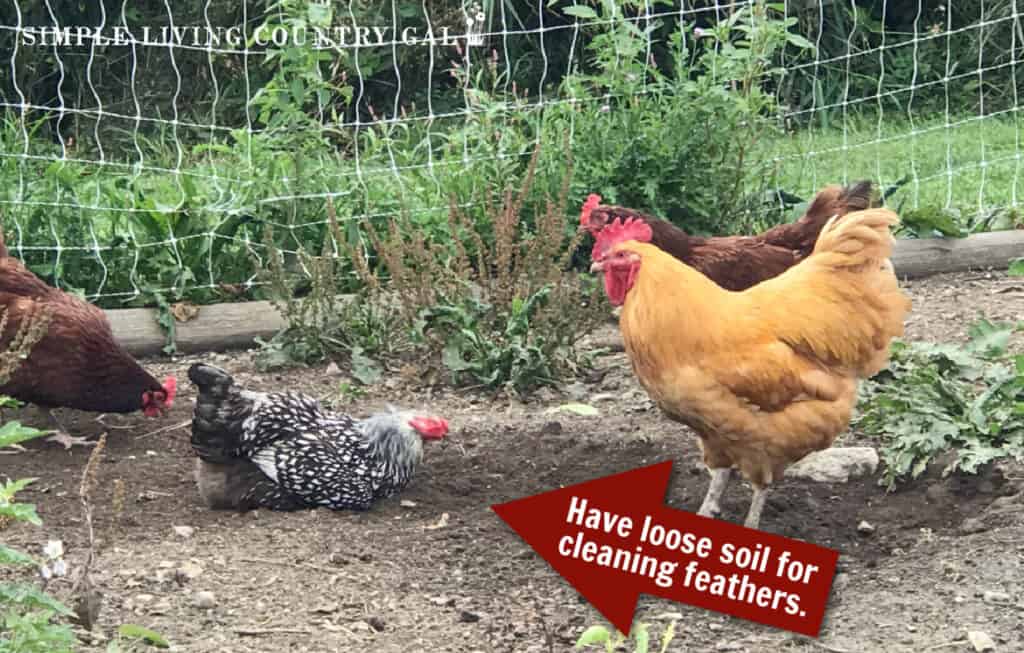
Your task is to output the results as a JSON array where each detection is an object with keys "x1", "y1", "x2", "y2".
[
  {"x1": 580, "y1": 181, "x2": 875, "y2": 291},
  {"x1": 0, "y1": 232, "x2": 175, "y2": 416}
]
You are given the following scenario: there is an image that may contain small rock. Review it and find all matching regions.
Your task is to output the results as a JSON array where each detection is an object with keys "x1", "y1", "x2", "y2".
[
  {"x1": 348, "y1": 620, "x2": 373, "y2": 632},
  {"x1": 133, "y1": 594, "x2": 155, "y2": 605},
  {"x1": 400, "y1": 500, "x2": 418, "y2": 508},
  {"x1": 960, "y1": 517, "x2": 989, "y2": 535},
  {"x1": 328, "y1": 552, "x2": 349, "y2": 566},
  {"x1": 311, "y1": 602, "x2": 339, "y2": 614},
  {"x1": 78, "y1": 629, "x2": 108, "y2": 645},
  {"x1": 367, "y1": 616, "x2": 386, "y2": 632},
  {"x1": 983, "y1": 590, "x2": 1011, "y2": 604},
  {"x1": 424, "y1": 513, "x2": 450, "y2": 530},
  {"x1": 564, "y1": 382, "x2": 589, "y2": 401},
  {"x1": 172, "y1": 525, "x2": 195, "y2": 539},
  {"x1": 786, "y1": 447, "x2": 879, "y2": 483},
  {"x1": 194, "y1": 591, "x2": 216, "y2": 609},
  {"x1": 540, "y1": 421, "x2": 563, "y2": 435},
  {"x1": 325, "y1": 362, "x2": 342, "y2": 376},
  {"x1": 968, "y1": 630, "x2": 996, "y2": 652},
  {"x1": 152, "y1": 569, "x2": 173, "y2": 584},
  {"x1": 459, "y1": 610, "x2": 481, "y2": 623},
  {"x1": 857, "y1": 520, "x2": 876, "y2": 535},
  {"x1": 652, "y1": 612, "x2": 683, "y2": 621},
  {"x1": 175, "y1": 561, "x2": 203, "y2": 582},
  {"x1": 149, "y1": 600, "x2": 172, "y2": 616},
  {"x1": 429, "y1": 595, "x2": 456, "y2": 607}
]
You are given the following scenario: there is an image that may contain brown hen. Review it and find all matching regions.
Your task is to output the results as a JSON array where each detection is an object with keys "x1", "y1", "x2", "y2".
[
  {"x1": 580, "y1": 182, "x2": 875, "y2": 291},
  {"x1": 0, "y1": 232, "x2": 175, "y2": 417}
]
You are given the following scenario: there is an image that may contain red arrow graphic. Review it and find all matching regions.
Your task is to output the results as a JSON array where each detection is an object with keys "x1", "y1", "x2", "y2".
[{"x1": 492, "y1": 461, "x2": 839, "y2": 637}]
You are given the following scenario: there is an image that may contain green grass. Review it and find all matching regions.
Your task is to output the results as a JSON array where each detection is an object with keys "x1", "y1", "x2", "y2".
[{"x1": 767, "y1": 113, "x2": 1024, "y2": 217}]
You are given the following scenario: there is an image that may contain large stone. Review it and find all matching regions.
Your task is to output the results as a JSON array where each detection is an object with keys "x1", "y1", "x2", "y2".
[
  {"x1": 785, "y1": 447, "x2": 879, "y2": 483},
  {"x1": 968, "y1": 631, "x2": 996, "y2": 652}
]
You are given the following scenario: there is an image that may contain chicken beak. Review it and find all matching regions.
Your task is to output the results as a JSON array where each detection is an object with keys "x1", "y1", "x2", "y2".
[
  {"x1": 589, "y1": 260, "x2": 604, "y2": 273},
  {"x1": 577, "y1": 224, "x2": 590, "y2": 234}
]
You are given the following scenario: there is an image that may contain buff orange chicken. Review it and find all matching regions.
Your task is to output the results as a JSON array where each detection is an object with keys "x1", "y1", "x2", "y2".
[{"x1": 589, "y1": 209, "x2": 911, "y2": 529}]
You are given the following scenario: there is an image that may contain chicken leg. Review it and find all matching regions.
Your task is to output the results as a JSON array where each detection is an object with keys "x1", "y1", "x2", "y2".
[
  {"x1": 39, "y1": 408, "x2": 94, "y2": 449},
  {"x1": 697, "y1": 468, "x2": 731, "y2": 518},
  {"x1": 46, "y1": 409, "x2": 69, "y2": 435},
  {"x1": 744, "y1": 486, "x2": 768, "y2": 530}
]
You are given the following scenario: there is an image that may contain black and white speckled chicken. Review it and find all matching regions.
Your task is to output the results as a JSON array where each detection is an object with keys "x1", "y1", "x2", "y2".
[{"x1": 187, "y1": 363, "x2": 448, "y2": 511}]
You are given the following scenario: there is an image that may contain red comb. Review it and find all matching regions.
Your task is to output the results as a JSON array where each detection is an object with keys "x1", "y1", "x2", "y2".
[
  {"x1": 579, "y1": 193, "x2": 602, "y2": 226},
  {"x1": 409, "y1": 416, "x2": 448, "y2": 440},
  {"x1": 591, "y1": 217, "x2": 653, "y2": 259},
  {"x1": 162, "y1": 376, "x2": 177, "y2": 405}
]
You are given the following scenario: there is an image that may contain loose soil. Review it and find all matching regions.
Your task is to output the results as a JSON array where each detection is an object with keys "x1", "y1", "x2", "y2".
[{"x1": 2, "y1": 270, "x2": 1024, "y2": 653}]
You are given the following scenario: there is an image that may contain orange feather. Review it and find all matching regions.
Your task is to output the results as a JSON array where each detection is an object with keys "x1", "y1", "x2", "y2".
[{"x1": 614, "y1": 209, "x2": 911, "y2": 489}]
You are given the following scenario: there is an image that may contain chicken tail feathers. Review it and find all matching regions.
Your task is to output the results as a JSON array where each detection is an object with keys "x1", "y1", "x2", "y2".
[
  {"x1": 799, "y1": 180, "x2": 874, "y2": 230},
  {"x1": 188, "y1": 363, "x2": 253, "y2": 463},
  {"x1": 760, "y1": 181, "x2": 875, "y2": 256},
  {"x1": 188, "y1": 363, "x2": 235, "y2": 396},
  {"x1": 787, "y1": 208, "x2": 910, "y2": 378},
  {"x1": 839, "y1": 180, "x2": 876, "y2": 213},
  {"x1": 810, "y1": 208, "x2": 899, "y2": 267}
]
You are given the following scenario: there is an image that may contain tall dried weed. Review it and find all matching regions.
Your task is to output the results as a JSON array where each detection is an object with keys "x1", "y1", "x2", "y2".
[{"x1": 260, "y1": 143, "x2": 606, "y2": 391}]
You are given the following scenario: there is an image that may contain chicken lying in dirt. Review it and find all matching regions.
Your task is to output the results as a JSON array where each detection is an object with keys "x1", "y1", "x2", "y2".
[
  {"x1": 589, "y1": 209, "x2": 911, "y2": 529},
  {"x1": 580, "y1": 181, "x2": 874, "y2": 291},
  {"x1": 188, "y1": 363, "x2": 448, "y2": 511}
]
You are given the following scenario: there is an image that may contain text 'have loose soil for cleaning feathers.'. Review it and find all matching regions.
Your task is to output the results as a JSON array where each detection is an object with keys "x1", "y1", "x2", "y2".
[{"x1": 492, "y1": 462, "x2": 840, "y2": 637}]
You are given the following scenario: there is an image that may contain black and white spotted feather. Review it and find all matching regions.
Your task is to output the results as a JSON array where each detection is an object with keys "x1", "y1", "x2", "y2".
[{"x1": 188, "y1": 363, "x2": 431, "y2": 511}]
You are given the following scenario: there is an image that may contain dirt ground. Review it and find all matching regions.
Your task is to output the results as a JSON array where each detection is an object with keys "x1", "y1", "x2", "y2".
[{"x1": 2, "y1": 270, "x2": 1024, "y2": 653}]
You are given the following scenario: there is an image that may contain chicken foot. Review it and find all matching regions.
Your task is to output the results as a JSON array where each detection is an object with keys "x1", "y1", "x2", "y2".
[
  {"x1": 38, "y1": 408, "x2": 95, "y2": 449},
  {"x1": 697, "y1": 468, "x2": 731, "y2": 518},
  {"x1": 744, "y1": 486, "x2": 768, "y2": 530}
]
